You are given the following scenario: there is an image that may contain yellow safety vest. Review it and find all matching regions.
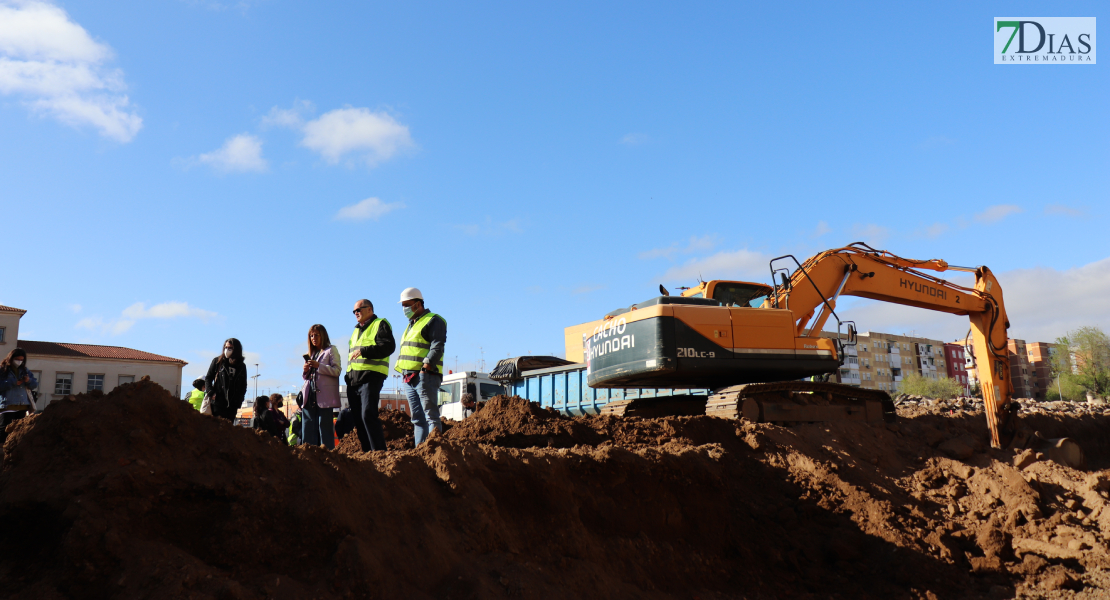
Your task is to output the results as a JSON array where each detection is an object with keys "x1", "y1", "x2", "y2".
[
  {"x1": 188, "y1": 388, "x2": 204, "y2": 411},
  {"x1": 348, "y1": 318, "x2": 390, "y2": 374},
  {"x1": 395, "y1": 312, "x2": 445, "y2": 373}
]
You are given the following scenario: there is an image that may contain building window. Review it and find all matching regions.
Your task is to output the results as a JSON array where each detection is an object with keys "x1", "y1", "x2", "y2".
[
  {"x1": 118, "y1": 375, "x2": 134, "y2": 386},
  {"x1": 0, "y1": 327, "x2": 5, "y2": 343},
  {"x1": 55, "y1": 373, "x2": 73, "y2": 395},
  {"x1": 88, "y1": 374, "x2": 104, "y2": 392}
]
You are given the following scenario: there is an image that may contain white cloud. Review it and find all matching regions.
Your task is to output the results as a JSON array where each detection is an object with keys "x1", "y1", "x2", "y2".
[
  {"x1": 974, "y1": 204, "x2": 1023, "y2": 224},
  {"x1": 196, "y1": 133, "x2": 267, "y2": 172},
  {"x1": 639, "y1": 234, "x2": 719, "y2": 260},
  {"x1": 77, "y1": 301, "x2": 218, "y2": 336},
  {"x1": 850, "y1": 223, "x2": 890, "y2": 247},
  {"x1": 922, "y1": 223, "x2": 948, "y2": 238},
  {"x1": 572, "y1": 284, "x2": 605, "y2": 295},
  {"x1": 69, "y1": 303, "x2": 81, "y2": 313},
  {"x1": 121, "y1": 301, "x2": 217, "y2": 321},
  {"x1": 261, "y1": 99, "x2": 313, "y2": 129},
  {"x1": 1044, "y1": 204, "x2": 1086, "y2": 218},
  {"x1": 301, "y1": 107, "x2": 414, "y2": 166},
  {"x1": 0, "y1": 0, "x2": 142, "y2": 142},
  {"x1": 838, "y1": 256, "x2": 1110, "y2": 345},
  {"x1": 334, "y1": 197, "x2": 404, "y2": 221},
  {"x1": 453, "y1": 217, "x2": 524, "y2": 236},
  {"x1": 620, "y1": 133, "x2": 649, "y2": 145},
  {"x1": 76, "y1": 316, "x2": 134, "y2": 335},
  {"x1": 659, "y1": 248, "x2": 772, "y2": 283},
  {"x1": 811, "y1": 221, "x2": 831, "y2": 238}
]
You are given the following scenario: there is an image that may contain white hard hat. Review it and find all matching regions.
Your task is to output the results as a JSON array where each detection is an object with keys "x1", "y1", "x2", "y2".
[{"x1": 399, "y1": 287, "x2": 423, "y2": 303}]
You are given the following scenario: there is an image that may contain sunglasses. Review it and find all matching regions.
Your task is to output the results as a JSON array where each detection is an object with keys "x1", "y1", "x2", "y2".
[{"x1": 353, "y1": 307, "x2": 368, "y2": 315}]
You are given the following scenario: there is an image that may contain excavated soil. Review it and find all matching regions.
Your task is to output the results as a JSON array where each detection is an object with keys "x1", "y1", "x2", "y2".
[
  {"x1": 3, "y1": 382, "x2": 1110, "y2": 599},
  {"x1": 335, "y1": 409, "x2": 417, "y2": 452}
]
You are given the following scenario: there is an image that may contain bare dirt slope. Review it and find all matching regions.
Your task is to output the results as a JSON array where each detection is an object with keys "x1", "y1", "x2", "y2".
[{"x1": 2, "y1": 381, "x2": 1109, "y2": 599}]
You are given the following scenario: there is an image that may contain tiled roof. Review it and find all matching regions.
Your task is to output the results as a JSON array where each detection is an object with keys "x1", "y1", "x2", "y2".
[
  {"x1": 17, "y1": 340, "x2": 186, "y2": 364},
  {"x1": 0, "y1": 305, "x2": 27, "y2": 314}
]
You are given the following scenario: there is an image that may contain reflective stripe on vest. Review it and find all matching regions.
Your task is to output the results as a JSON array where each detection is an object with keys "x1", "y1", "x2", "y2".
[
  {"x1": 347, "y1": 318, "x2": 391, "y2": 374},
  {"x1": 188, "y1": 389, "x2": 205, "y2": 411},
  {"x1": 395, "y1": 312, "x2": 445, "y2": 372}
]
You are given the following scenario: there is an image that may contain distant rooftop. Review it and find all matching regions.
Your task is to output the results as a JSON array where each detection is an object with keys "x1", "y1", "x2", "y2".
[
  {"x1": 0, "y1": 305, "x2": 27, "y2": 314},
  {"x1": 18, "y1": 340, "x2": 186, "y2": 365}
]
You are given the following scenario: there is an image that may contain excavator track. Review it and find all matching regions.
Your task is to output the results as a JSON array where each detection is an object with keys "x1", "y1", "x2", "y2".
[
  {"x1": 705, "y1": 381, "x2": 896, "y2": 424},
  {"x1": 600, "y1": 395, "x2": 708, "y2": 418}
]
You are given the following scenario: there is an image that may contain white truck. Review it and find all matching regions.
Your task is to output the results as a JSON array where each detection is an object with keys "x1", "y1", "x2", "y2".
[{"x1": 436, "y1": 371, "x2": 508, "y2": 421}]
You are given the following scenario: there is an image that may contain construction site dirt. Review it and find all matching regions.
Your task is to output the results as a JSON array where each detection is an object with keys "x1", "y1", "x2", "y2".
[{"x1": 3, "y1": 381, "x2": 1110, "y2": 599}]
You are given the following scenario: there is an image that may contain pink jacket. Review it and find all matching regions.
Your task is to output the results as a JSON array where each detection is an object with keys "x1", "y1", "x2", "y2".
[{"x1": 303, "y1": 345, "x2": 341, "y2": 409}]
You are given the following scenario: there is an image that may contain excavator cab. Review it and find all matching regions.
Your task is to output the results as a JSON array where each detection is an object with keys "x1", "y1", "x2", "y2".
[{"x1": 680, "y1": 280, "x2": 773, "y2": 308}]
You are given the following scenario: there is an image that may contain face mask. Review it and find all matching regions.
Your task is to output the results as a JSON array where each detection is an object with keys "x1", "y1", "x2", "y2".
[
  {"x1": 403, "y1": 306, "x2": 415, "y2": 319},
  {"x1": 13, "y1": 360, "x2": 22, "y2": 368},
  {"x1": 224, "y1": 348, "x2": 233, "y2": 358}
]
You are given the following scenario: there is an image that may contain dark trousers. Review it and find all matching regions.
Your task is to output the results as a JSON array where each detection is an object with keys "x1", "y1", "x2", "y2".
[
  {"x1": 348, "y1": 376, "x2": 387, "y2": 451},
  {"x1": 212, "y1": 404, "x2": 237, "y2": 421},
  {"x1": 1, "y1": 409, "x2": 28, "y2": 445}
]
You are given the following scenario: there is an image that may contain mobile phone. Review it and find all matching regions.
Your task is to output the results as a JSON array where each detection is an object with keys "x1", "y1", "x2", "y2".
[{"x1": 303, "y1": 354, "x2": 311, "y2": 361}]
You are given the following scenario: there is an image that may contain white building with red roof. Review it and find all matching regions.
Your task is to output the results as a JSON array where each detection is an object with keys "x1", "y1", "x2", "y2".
[{"x1": 0, "y1": 305, "x2": 186, "y2": 409}]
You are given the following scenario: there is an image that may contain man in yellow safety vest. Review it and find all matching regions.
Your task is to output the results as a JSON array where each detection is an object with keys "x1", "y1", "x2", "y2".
[
  {"x1": 344, "y1": 298, "x2": 396, "y2": 451},
  {"x1": 395, "y1": 287, "x2": 447, "y2": 446},
  {"x1": 187, "y1": 379, "x2": 205, "y2": 411}
]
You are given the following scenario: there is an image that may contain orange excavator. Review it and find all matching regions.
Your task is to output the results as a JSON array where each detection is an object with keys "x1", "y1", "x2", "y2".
[{"x1": 568, "y1": 243, "x2": 1023, "y2": 449}]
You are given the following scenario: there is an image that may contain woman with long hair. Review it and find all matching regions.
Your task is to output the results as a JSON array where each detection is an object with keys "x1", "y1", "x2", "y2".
[
  {"x1": 302, "y1": 324, "x2": 341, "y2": 448},
  {"x1": 250, "y1": 395, "x2": 285, "y2": 439},
  {"x1": 0, "y1": 348, "x2": 38, "y2": 444},
  {"x1": 204, "y1": 338, "x2": 248, "y2": 421}
]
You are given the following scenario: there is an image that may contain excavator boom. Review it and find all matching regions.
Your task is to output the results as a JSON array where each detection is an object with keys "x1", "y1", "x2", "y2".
[{"x1": 771, "y1": 244, "x2": 1015, "y2": 447}]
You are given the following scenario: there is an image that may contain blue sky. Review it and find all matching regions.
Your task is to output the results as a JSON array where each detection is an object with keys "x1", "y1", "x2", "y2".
[{"x1": 2, "y1": 1, "x2": 1106, "y2": 395}]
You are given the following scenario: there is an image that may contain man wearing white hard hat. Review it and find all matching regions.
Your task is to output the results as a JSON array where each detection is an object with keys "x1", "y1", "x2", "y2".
[{"x1": 395, "y1": 287, "x2": 448, "y2": 446}]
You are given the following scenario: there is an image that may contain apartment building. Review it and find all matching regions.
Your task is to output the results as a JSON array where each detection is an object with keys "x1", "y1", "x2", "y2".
[
  {"x1": 1021, "y1": 341, "x2": 1057, "y2": 400},
  {"x1": 942, "y1": 343, "x2": 971, "y2": 394},
  {"x1": 822, "y1": 330, "x2": 947, "y2": 393},
  {"x1": 1007, "y1": 339, "x2": 1034, "y2": 398}
]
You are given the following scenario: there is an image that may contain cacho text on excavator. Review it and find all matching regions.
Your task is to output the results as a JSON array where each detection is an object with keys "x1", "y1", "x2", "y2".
[{"x1": 565, "y1": 243, "x2": 1040, "y2": 453}]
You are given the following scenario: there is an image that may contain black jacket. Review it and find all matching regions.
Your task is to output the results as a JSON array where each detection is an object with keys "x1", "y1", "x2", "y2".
[
  {"x1": 345, "y1": 318, "x2": 397, "y2": 387},
  {"x1": 204, "y1": 356, "x2": 249, "y2": 412},
  {"x1": 252, "y1": 410, "x2": 285, "y2": 439}
]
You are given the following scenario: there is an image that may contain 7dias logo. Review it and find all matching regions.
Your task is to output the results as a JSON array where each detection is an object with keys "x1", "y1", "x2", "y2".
[{"x1": 995, "y1": 18, "x2": 1096, "y2": 64}]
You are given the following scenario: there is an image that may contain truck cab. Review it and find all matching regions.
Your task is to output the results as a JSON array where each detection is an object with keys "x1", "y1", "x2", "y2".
[{"x1": 437, "y1": 371, "x2": 508, "y2": 421}]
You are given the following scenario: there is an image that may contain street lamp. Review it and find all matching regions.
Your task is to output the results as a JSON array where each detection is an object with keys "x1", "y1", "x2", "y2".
[{"x1": 251, "y1": 364, "x2": 260, "y2": 400}]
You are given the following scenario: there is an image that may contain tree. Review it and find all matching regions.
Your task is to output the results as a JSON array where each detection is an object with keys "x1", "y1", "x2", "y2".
[
  {"x1": 1052, "y1": 326, "x2": 1110, "y2": 399},
  {"x1": 897, "y1": 373, "x2": 964, "y2": 399},
  {"x1": 1045, "y1": 375, "x2": 1086, "y2": 402}
]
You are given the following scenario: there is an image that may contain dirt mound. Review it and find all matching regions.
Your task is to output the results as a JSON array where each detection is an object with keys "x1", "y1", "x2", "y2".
[
  {"x1": 335, "y1": 408, "x2": 415, "y2": 453},
  {"x1": 444, "y1": 395, "x2": 604, "y2": 448},
  {"x1": 3, "y1": 387, "x2": 1110, "y2": 599}
]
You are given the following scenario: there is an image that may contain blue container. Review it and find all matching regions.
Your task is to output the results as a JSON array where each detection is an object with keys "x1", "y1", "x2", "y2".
[{"x1": 509, "y1": 363, "x2": 710, "y2": 416}]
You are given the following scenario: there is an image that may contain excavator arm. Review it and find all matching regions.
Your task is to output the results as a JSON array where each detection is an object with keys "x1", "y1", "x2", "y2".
[{"x1": 773, "y1": 243, "x2": 1016, "y2": 448}]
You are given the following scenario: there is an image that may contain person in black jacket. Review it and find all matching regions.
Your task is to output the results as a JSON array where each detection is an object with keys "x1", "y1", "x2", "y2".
[
  {"x1": 204, "y1": 338, "x2": 249, "y2": 421},
  {"x1": 250, "y1": 395, "x2": 285, "y2": 439}
]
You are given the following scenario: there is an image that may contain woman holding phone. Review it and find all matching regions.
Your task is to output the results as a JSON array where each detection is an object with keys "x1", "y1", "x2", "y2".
[{"x1": 302, "y1": 324, "x2": 341, "y2": 448}]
